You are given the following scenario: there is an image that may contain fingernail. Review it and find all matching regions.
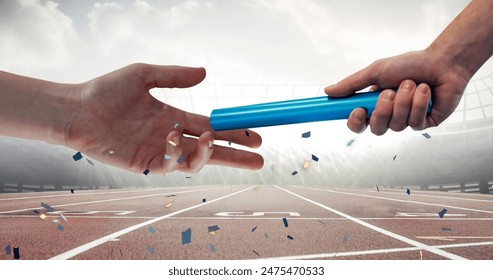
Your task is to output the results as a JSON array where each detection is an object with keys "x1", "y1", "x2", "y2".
[
  {"x1": 383, "y1": 90, "x2": 395, "y2": 102},
  {"x1": 324, "y1": 85, "x2": 335, "y2": 93},
  {"x1": 208, "y1": 139, "x2": 214, "y2": 148},
  {"x1": 353, "y1": 110, "x2": 365, "y2": 123},
  {"x1": 402, "y1": 80, "x2": 414, "y2": 91},
  {"x1": 417, "y1": 84, "x2": 429, "y2": 95}
]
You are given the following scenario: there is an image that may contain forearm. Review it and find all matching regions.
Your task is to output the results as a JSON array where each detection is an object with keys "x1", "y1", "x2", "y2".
[
  {"x1": 0, "y1": 71, "x2": 80, "y2": 145},
  {"x1": 427, "y1": 0, "x2": 493, "y2": 80}
]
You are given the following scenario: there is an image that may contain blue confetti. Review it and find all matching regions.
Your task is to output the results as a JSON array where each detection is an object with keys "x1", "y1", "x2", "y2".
[
  {"x1": 282, "y1": 218, "x2": 289, "y2": 227},
  {"x1": 393, "y1": 155, "x2": 397, "y2": 161},
  {"x1": 210, "y1": 244, "x2": 215, "y2": 253},
  {"x1": 177, "y1": 155, "x2": 185, "y2": 164},
  {"x1": 148, "y1": 226, "x2": 156, "y2": 234},
  {"x1": 164, "y1": 154, "x2": 172, "y2": 160},
  {"x1": 146, "y1": 245, "x2": 155, "y2": 254},
  {"x1": 5, "y1": 245, "x2": 11, "y2": 255},
  {"x1": 41, "y1": 202, "x2": 55, "y2": 212},
  {"x1": 72, "y1": 152, "x2": 82, "y2": 161},
  {"x1": 245, "y1": 130, "x2": 250, "y2": 137},
  {"x1": 86, "y1": 158, "x2": 94, "y2": 166},
  {"x1": 143, "y1": 169, "x2": 150, "y2": 175},
  {"x1": 438, "y1": 208, "x2": 448, "y2": 219},
  {"x1": 13, "y1": 247, "x2": 20, "y2": 259},
  {"x1": 182, "y1": 228, "x2": 192, "y2": 245},
  {"x1": 251, "y1": 226, "x2": 258, "y2": 232},
  {"x1": 442, "y1": 227, "x2": 452, "y2": 231},
  {"x1": 33, "y1": 210, "x2": 40, "y2": 214},
  {"x1": 291, "y1": 171, "x2": 298, "y2": 176},
  {"x1": 301, "y1": 131, "x2": 311, "y2": 138},
  {"x1": 287, "y1": 235, "x2": 294, "y2": 240},
  {"x1": 57, "y1": 224, "x2": 64, "y2": 231},
  {"x1": 406, "y1": 188, "x2": 411, "y2": 195},
  {"x1": 208, "y1": 225, "x2": 220, "y2": 233},
  {"x1": 346, "y1": 139, "x2": 355, "y2": 147},
  {"x1": 70, "y1": 189, "x2": 74, "y2": 194},
  {"x1": 311, "y1": 154, "x2": 319, "y2": 162},
  {"x1": 202, "y1": 198, "x2": 206, "y2": 203},
  {"x1": 343, "y1": 234, "x2": 349, "y2": 242},
  {"x1": 422, "y1": 133, "x2": 431, "y2": 139}
]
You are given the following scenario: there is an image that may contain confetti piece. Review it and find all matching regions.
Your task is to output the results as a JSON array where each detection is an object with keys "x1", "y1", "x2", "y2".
[
  {"x1": 177, "y1": 155, "x2": 185, "y2": 164},
  {"x1": 72, "y1": 152, "x2": 82, "y2": 161},
  {"x1": 376, "y1": 186, "x2": 380, "y2": 193},
  {"x1": 282, "y1": 218, "x2": 289, "y2": 227},
  {"x1": 164, "y1": 202, "x2": 173, "y2": 208},
  {"x1": 39, "y1": 214, "x2": 47, "y2": 220},
  {"x1": 149, "y1": 227, "x2": 156, "y2": 234},
  {"x1": 173, "y1": 122, "x2": 179, "y2": 129},
  {"x1": 442, "y1": 227, "x2": 452, "y2": 231},
  {"x1": 343, "y1": 234, "x2": 349, "y2": 242},
  {"x1": 438, "y1": 208, "x2": 448, "y2": 218},
  {"x1": 70, "y1": 189, "x2": 74, "y2": 194},
  {"x1": 210, "y1": 244, "x2": 215, "y2": 253},
  {"x1": 228, "y1": 141, "x2": 232, "y2": 146},
  {"x1": 311, "y1": 154, "x2": 319, "y2": 162},
  {"x1": 41, "y1": 202, "x2": 55, "y2": 212},
  {"x1": 291, "y1": 171, "x2": 298, "y2": 176},
  {"x1": 253, "y1": 250, "x2": 260, "y2": 256},
  {"x1": 33, "y1": 210, "x2": 40, "y2": 214},
  {"x1": 251, "y1": 226, "x2": 258, "y2": 232},
  {"x1": 164, "y1": 154, "x2": 172, "y2": 160},
  {"x1": 287, "y1": 235, "x2": 294, "y2": 240},
  {"x1": 86, "y1": 158, "x2": 94, "y2": 165},
  {"x1": 143, "y1": 169, "x2": 150, "y2": 175},
  {"x1": 393, "y1": 155, "x2": 397, "y2": 161},
  {"x1": 52, "y1": 219, "x2": 59, "y2": 223},
  {"x1": 406, "y1": 188, "x2": 411, "y2": 195},
  {"x1": 60, "y1": 213, "x2": 68, "y2": 222},
  {"x1": 168, "y1": 140, "x2": 177, "y2": 147},
  {"x1": 245, "y1": 130, "x2": 250, "y2": 137},
  {"x1": 5, "y1": 245, "x2": 11, "y2": 255},
  {"x1": 301, "y1": 131, "x2": 311, "y2": 138},
  {"x1": 202, "y1": 198, "x2": 206, "y2": 203},
  {"x1": 208, "y1": 225, "x2": 220, "y2": 233},
  {"x1": 57, "y1": 224, "x2": 64, "y2": 231},
  {"x1": 182, "y1": 228, "x2": 192, "y2": 245},
  {"x1": 13, "y1": 247, "x2": 20, "y2": 260},
  {"x1": 264, "y1": 233, "x2": 268, "y2": 239},
  {"x1": 346, "y1": 139, "x2": 355, "y2": 147},
  {"x1": 303, "y1": 161, "x2": 310, "y2": 169},
  {"x1": 166, "y1": 194, "x2": 177, "y2": 197},
  {"x1": 185, "y1": 176, "x2": 191, "y2": 179},
  {"x1": 317, "y1": 220, "x2": 326, "y2": 224},
  {"x1": 422, "y1": 133, "x2": 431, "y2": 139},
  {"x1": 109, "y1": 150, "x2": 114, "y2": 155},
  {"x1": 146, "y1": 245, "x2": 155, "y2": 254}
]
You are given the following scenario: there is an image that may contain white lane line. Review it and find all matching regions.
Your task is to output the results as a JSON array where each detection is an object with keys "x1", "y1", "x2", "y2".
[
  {"x1": 256, "y1": 247, "x2": 420, "y2": 260},
  {"x1": 274, "y1": 185, "x2": 467, "y2": 260},
  {"x1": 0, "y1": 186, "x2": 224, "y2": 201},
  {"x1": 366, "y1": 189, "x2": 493, "y2": 204},
  {"x1": 291, "y1": 186, "x2": 493, "y2": 215},
  {"x1": 49, "y1": 185, "x2": 256, "y2": 260},
  {"x1": 258, "y1": 241, "x2": 493, "y2": 260},
  {"x1": 0, "y1": 186, "x2": 226, "y2": 215}
]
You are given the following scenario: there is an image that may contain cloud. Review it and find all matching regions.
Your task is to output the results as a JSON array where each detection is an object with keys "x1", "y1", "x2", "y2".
[{"x1": 0, "y1": 0, "x2": 78, "y2": 75}]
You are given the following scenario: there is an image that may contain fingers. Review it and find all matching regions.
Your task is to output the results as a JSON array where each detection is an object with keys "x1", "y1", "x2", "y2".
[
  {"x1": 208, "y1": 145, "x2": 264, "y2": 170},
  {"x1": 347, "y1": 108, "x2": 368, "y2": 133},
  {"x1": 135, "y1": 63, "x2": 206, "y2": 90},
  {"x1": 324, "y1": 64, "x2": 376, "y2": 97},
  {"x1": 388, "y1": 80, "x2": 415, "y2": 132},
  {"x1": 182, "y1": 131, "x2": 214, "y2": 173},
  {"x1": 409, "y1": 83, "x2": 432, "y2": 130},
  {"x1": 369, "y1": 89, "x2": 395, "y2": 135},
  {"x1": 162, "y1": 131, "x2": 183, "y2": 175},
  {"x1": 184, "y1": 112, "x2": 262, "y2": 148}
]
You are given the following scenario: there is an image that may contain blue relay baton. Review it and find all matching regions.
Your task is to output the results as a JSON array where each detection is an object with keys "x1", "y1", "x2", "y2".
[{"x1": 210, "y1": 90, "x2": 432, "y2": 131}]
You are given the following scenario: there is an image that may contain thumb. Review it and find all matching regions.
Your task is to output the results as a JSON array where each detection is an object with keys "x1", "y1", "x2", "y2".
[
  {"x1": 324, "y1": 64, "x2": 375, "y2": 97},
  {"x1": 137, "y1": 64, "x2": 206, "y2": 90}
]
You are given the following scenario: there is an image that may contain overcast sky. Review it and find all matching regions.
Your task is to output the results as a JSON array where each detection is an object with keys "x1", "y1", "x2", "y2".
[{"x1": 2, "y1": 0, "x2": 490, "y2": 86}]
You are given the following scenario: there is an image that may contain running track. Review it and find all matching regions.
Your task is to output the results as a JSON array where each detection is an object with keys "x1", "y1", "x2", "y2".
[{"x1": 1, "y1": 185, "x2": 493, "y2": 260}]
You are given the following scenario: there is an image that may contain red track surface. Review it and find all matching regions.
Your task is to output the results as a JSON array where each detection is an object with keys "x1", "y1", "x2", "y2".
[{"x1": 1, "y1": 185, "x2": 493, "y2": 260}]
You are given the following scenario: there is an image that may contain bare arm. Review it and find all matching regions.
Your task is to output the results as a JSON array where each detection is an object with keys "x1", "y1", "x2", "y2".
[
  {"x1": 0, "y1": 64, "x2": 264, "y2": 174},
  {"x1": 325, "y1": 0, "x2": 493, "y2": 135}
]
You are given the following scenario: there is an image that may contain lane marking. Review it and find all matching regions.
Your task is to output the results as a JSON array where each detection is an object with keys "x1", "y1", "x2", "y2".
[
  {"x1": 274, "y1": 185, "x2": 467, "y2": 260},
  {"x1": 290, "y1": 186, "x2": 493, "y2": 215},
  {"x1": 396, "y1": 212, "x2": 467, "y2": 217},
  {"x1": 0, "y1": 187, "x2": 197, "y2": 201},
  {"x1": 49, "y1": 185, "x2": 257, "y2": 260},
  {"x1": 215, "y1": 212, "x2": 301, "y2": 217},
  {"x1": 258, "y1": 241, "x2": 493, "y2": 260},
  {"x1": 416, "y1": 236, "x2": 493, "y2": 241},
  {"x1": 0, "y1": 186, "x2": 227, "y2": 215}
]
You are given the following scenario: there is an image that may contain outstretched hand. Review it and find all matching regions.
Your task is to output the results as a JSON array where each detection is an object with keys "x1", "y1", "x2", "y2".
[
  {"x1": 324, "y1": 50, "x2": 470, "y2": 135},
  {"x1": 66, "y1": 63, "x2": 263, "y2": 174}
]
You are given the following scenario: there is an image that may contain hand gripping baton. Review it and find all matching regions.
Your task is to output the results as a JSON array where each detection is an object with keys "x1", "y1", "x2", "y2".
[{"x1": 210, "y1": 90, "x2": 432, "y2": 131}]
